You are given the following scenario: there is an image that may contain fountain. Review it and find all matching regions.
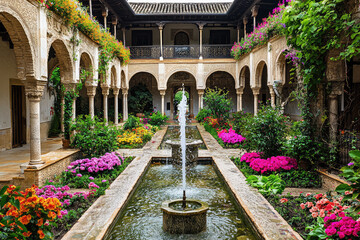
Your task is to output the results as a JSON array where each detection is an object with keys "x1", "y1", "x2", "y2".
[{"x1": 161, "y1": 86, "x2": 209, "y2": 234}]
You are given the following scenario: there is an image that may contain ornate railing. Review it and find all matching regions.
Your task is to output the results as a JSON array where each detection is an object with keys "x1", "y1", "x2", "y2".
[
  {"x1": 129, "y1": 45, "x2": 232, "y2": 59},
  {"x1": 202, "y1": 44, "x2": 232, "y2": 58}
]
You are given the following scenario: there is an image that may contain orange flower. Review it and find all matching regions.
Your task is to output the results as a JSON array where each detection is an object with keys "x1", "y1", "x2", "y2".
[
  {"x1": 37, "y1": 218, "x2": 44, "y2": 226},
  {"x1": 19, "y1": 215, "x2": 31, "y2": 225},
  {"x1": 23, "y1": 231, "x2": 32, "y2": 237},
  {"x1": 38, "y1": 229, "x2": 45, "y2": 239}
]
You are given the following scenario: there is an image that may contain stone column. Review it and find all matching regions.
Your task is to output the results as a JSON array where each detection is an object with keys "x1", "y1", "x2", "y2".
[
  {"x1": 198, "y1": 23, "x2": 205, "y2": 60},
  {"x1": 122, "y1": 88, "x2": 128, "y2": 121},
  {"x1": 243, "y1": 17, "x2": 248, "y2": 39},
  {"x1": 160, "y1": 90, "x2": 166, "y2": 115},
  {"x1": 25, "y1": 80, "x2": 46, "y2": 165},
  {"x1": 251, "y1": 5, "x2": 259, "y2": 30},
  {"x1": 158, "y1": 23, "x2": 164, "y2": 60},
  {"x1": 269, "y1": 86, "x2": 276, "y2": 108},
  {"x1": 252, "y1": 87, "x2": 260, "y2": 115},
  {"x1": 112, "y1": 17, "x2": 118, "y2": 38},
  {"x1": 102, "y1": 86, "x2": 110, "y2": 124},
  {"x1": 113, "y1": 88, "x2": 119, "y2": 124},
  {"x1": 328, "y1": 82, "x2": 343, "y2": 142},
  {"x1": 122, "y1": 27, "x2": 126, "y2": 47},
  {"x1": 237, "y1": 25, "x2": 240, "y2": 43},
  {"x1": 236, "y1": 88, "x2": 244, "y2": 112},
  {"x1": 89, "y1": 0, "x2": 92, "y2": 18},
  {"x1": 86, "y1": 85, "x2": 97, "y2": 119},
  {"x1": 197, "y1": 89, "x2": 204, "y2": 112},
  {"x1": 102, "y1": 7, "x2": 108, "y2": 30},
  {"x1": 60, "y1": 95, "x2": 65, "y2": 133}
]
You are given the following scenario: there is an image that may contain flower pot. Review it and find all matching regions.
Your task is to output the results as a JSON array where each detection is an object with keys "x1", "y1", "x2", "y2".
[
  {"x1": 62, "y1": 139, "x2": 71, "y2": 149},
  {"x1": 136, "y1": 113, "x2": 145, "y2": 118}
]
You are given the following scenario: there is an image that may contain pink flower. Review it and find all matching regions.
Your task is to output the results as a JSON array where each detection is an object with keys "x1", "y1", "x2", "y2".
[
  {"x1": 76, "y1": 174, "x2": 82, "y2": 177},
  {"x1": 280, "y1": 198, "x2": 288, "y2": 203}
]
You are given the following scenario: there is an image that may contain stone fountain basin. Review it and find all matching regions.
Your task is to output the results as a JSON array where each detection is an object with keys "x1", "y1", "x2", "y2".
[
  {"x1": 165, "y1": 140, "x2": 203, "y2": 146},
  {"x1": 161, "y1": 199, "x2": 209, "y2": 234}
]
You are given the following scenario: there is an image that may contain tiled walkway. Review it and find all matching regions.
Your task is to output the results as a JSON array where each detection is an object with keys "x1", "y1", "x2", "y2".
[{"x1": 0, "y1": 138, "x2": 63, "y2": 181}]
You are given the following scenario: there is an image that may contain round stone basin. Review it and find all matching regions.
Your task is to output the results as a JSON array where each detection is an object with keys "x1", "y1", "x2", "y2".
[
  {"x1": 161, "y1": 199, "x2": 209, "y2": 234},
  {"x1": 165, "y1": 140, "x2": 203, "y2": 167}
]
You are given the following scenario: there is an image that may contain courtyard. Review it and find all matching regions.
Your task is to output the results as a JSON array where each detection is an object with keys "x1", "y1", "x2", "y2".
[{"x1": 1, "y1": 0, "x2": 360, "y2": 239}]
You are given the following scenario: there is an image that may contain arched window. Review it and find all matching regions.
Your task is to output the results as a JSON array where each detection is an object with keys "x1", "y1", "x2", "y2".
[{"x1": 174, "y1": 31, "x2": 189, "y2": 45}]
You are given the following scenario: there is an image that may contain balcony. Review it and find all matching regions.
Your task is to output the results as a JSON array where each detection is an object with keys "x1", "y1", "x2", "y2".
[{"x1": 129, "y1": 44, "x2": 233, "y2": 59}]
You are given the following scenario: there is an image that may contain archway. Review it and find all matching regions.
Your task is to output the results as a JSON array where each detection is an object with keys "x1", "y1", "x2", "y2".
[
  {"x1": 205, "y1": 71, "x2": 236, "y2": 113},
  {"x1": 108, "y1": 66, "x2": 119, "y2": 122},
  {"x1": 174, "y1": 31, "x2": 189, "y2": 45},
  {"x1": 167, "y1": 71, "x2": 197, "y2": 119},
  {"x1": 76, "y1": 52, "x2": 93, "y2": 116},
  {"x1": 255, "y1": 61, "x2": 270, "y2": 105},
  {"x1": 128, "y1": 72, "x2": 158, "y2": 115},
  {"x1": 240, "y1": 66, "x2": 254, "y2": 113}
]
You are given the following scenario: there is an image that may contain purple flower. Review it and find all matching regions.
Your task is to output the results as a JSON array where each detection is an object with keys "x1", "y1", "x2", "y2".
[
  {"x1": 76, "y1": 174, "x2": 82, "y2": 177},
  {"x1": 89, "y1": 176, "x2": 94, "y2": 180},
  {"x1": 348, "y1": 162, "x2": 354, "y2": 166},
  {"x1": 102, "y1": 180, "x2": 107, "y2": 183}
]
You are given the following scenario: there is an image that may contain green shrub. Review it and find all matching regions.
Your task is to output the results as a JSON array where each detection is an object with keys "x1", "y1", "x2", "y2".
[
  {"x1": 232, "y1": 111, "x2": 254, "y2": 135},
  {"x1": 246, "y1": 174, "x2": 285, "y2": 196},
  {"x1": 148, "y1": 111, "x2": 168, "y2": 126},
  {"x1": 245, "y1": 104, "x2": 288, "y2": 157},
  {"x1": 203, "y1": 88, "x2": 233, "y2": 121},
  {"x1": 123, "y1": 115, "x2": 140, "y2": 130},
  {"x1": 128, "y1": 84, "x2": 153, "y2": 114},
  {"x1": 195, "y1": 108, "x2": 212, "y2": 122},
  {"x1": 71, "y1": 115, "x2": 120, "y2": 157}
]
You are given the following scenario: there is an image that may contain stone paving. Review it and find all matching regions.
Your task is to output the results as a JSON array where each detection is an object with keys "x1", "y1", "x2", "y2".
[
  {"x1": 63, "y1": 124, "x2": 303, "y2": 240},
  {"x1": 0, "y1": 138, "x2": 63, "y2": 181}
]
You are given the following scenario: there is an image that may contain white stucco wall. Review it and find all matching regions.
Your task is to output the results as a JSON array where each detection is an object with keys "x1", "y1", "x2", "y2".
[
  {"x1": 0, "y1": 40, "x2": 16, "y2": 130},
  {"x1": 40, "y1": 87, "x2": 55, "y2": 123}
]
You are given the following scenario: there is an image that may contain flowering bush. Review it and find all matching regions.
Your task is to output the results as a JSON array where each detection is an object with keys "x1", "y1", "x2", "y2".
[
  {"x1": 147, "y1": 111, "x2": 168, "y2": 127},
  {"x1": 231, "y1": 1, "x2": 288, "y2": 59},
  {"x1": 218, "y1": 128, "x2": 246, "y2": 144},
  {"x1": 301, "y1": 194, "x2": 349, "y2": 219},
  {"x1": 118, "y1": 126, "x2": 154, "y2": 147},
  {"x1": 241, "y1": 152, "x2": 297, "y2": 173},
  {"x1": 324, "y1": 213, "x2": 360, "y2": 239},
  {"x1": 0, "y1": 185, "x2": 64, "y2": 239},
  {"x1": 37, "y1": 0, "x2": 130, "y2": 73}
]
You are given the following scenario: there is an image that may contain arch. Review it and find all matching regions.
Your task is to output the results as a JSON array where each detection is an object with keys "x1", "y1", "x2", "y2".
[
  {"x1": 48, "y1": 38, "x2": 74, "y2": 82},
  {"x1": 274, "y1": 51, "x2": 287, "y2": 85},
  {"x1": 0, "y1": 10, "x2": 35, "y2": 79},
  {"x1": 165, "y1": 69, "x2": 197, "y2": 86},
  {"x1": 174, "y1": 31, "x2": 189, "y2": 45},
  {"x1": 128, "y1": 70, "x2": 158, "y2": 85},
  {"x1": 121, "y1": 70, "x2": 127, "y2": 89},
  {"x1": 110, "y1": 65, "x2": 117, "y2": 88},
  {"x1": 239, "y1": 65, "x2": 250, "y2": 88},
  {"x1": 79, "y1": 52, "x2": 93, "y2": 83},
  {"x1": 255, "y1": 60, "x2": 267, "y2": 87},
  {"x1": 205, "y1": 70, "x2": 236, "y2": 84}
]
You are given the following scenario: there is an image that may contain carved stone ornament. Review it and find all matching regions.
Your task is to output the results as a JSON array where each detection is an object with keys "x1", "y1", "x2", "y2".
[
  {"x1": 25, "y1": 80, "x2": 46, "y2": 101},
  {"x1": 197, "y1": 89, "x2": 205, "y2": 95},
  {"x1": 251, "y1": 87, "x2": 260, "y2": 95},
  {"x1": 122, "y1": 88, "x2": 129, "y2": 95},
  {"x1": 330, "y1": 81, "x2": 344, "y2": 96},
  {"x1": 236, "y1": 87, "x2": 244, "y2": 95},
  {"x1": 86, "y1": 85, "x2": 97, "y2": 97},
  {"x1": 113, "y1": 88, "x2": 120, "y2": 96},
  {"x1": 102, "y1": 86, "x2": 110, "y2": 96},
  {"x1": 326, "y1": 50, "x2": 345, "y2": 82}
]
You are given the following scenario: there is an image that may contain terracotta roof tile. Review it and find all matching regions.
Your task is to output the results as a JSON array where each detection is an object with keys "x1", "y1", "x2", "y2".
[{"x1": 128, "y1": 2, "x2": 232, "y2": 15}]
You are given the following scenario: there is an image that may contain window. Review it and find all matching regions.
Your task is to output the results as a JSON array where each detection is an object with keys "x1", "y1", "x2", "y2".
[
  {"x1": 131, "y1": 30, "x2": 153, "y2": 46},
  {"x1": 209, "y1": 30, "x2": 230, "y2": 44}
]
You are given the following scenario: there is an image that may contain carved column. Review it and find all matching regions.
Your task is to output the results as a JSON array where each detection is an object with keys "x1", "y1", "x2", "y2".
[
  {"x1": 197, "y1": 89, "x2": 204, "y2": 112},
  {"x1": 237, "y1": 25, "x2": 240, "y2": 43},
  {"x1": 60, "y1": 95, "x2": 65, "y2": 133},
  {"x1": 102, "y1": 86, "x2": 110, "y2": 124},
  {"x1": 269, "y1": 86, "x2": 276, "y2": 108},
  {"x1": 252, "y1": 87, "x2": 260, "y2": 115},
  {"x1": 243, "y1": 17, "x2": 248, "y2": 39},
  {"x1": 158, "y1": 23, "x2": 165, "y2": 60},
  {"x1": 122, "y1": 88, "x2": 128, "y2": 121},
  {"x1": 198, "y1": 23, "x2": 205, "y2": 60},
  {"x1": 112, "y1": 17, "x2": 118, "y2": 38},
  {"x1": 251, "y1": 5, "x2": 259, "y2": 30},
  {"x1": 25, "y1": 80, "x2": 46, "y2": 165},
  {"x1": 113, "y1": 88, "x2": 120, "y2": 124},
  {"x1": 160, "y1": 90, "x2": 166, "y2": 115},
  {"x1": 86, "y1": 85, "x2": 97, "y2": 119},
  {"x1": 122, "y1": 27, "x2": 126, "y2": 47},
  {"x1": 236, "y1": 88, "x2": 244, "y2": 112},
  {"x1": 102, "y1": 7, "x2": 108, "y2": 30},
  {"x1": 89, "y1": 0, "x2": 93, "y2": 18}
]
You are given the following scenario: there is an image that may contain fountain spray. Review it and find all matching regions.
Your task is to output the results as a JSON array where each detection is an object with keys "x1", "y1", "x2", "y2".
[{"x1": 178, "y1": 84, "x2": 187, "y2": 209}]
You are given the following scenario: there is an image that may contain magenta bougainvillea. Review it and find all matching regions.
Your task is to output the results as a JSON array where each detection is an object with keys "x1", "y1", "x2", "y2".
[{"x1": 218, "y1": 128, "x2": 246, "y2": 144}]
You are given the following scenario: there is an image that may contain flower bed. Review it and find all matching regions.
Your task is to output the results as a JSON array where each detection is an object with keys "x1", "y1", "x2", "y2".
[
  {"x1": 217, "y1": 128, "x2": 246, "y2": 145},
  {"x1": 117, "y1": 125, "x2": 157, "y2": 149}
]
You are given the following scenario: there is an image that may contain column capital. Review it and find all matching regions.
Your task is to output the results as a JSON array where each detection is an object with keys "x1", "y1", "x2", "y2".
[
  {"x1": 102, "y1": 6, "x2": 108, "y2": 17},
  {"x1": 112, "y1": 16, "x2": 118, "y2": 25},
  {"x1": 160, "y1": 90, "x2": 166, "y2": 96},
  {"x1": 197, "y1": 89, "x2": 205, "y2": 95},
  {"x1": 236, "y1": 87, "x2": 244, "y2": 95},
  {"x1": 101, "y1": 86, "x2": 110, "y2": 96},
  {"x1": 251, "y1": 5, "x2": 260, "y2": 17},
  {"x1": 122, "y1": 88, "x2": 128, "y2": 95},
  {"x1": 251, "y1": 87, "x2": 260, "y2": 95},
  {"x1": 243, "y1": 16, "x2": 248, "y2": 25},
  {"x1": 197, "y1": 22, "x2": 206, "y2": 30},
  {"x1": 157, "y1": 22, "x2": 165, "y2": 30},
  {"x1": 113, "y1": 87, "x2": 120, "y2": 95},
  {"x1": 86, "y1": 85, "x2": 97, "y2": 97},
  {"x1": 25, "y1": 79, "x2": 46, "y2": 101},
  {"x1": 330, "y1": 81, "x2": 344, "y2": 96}
]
